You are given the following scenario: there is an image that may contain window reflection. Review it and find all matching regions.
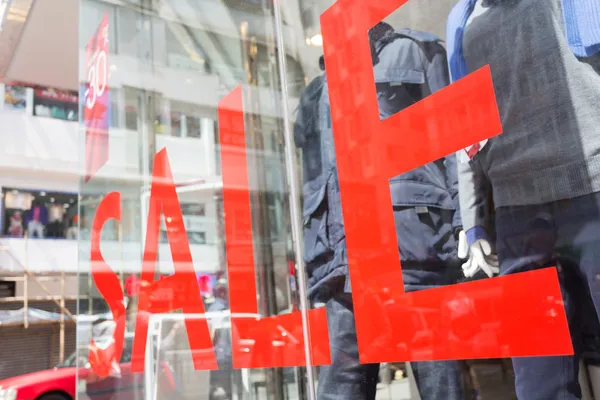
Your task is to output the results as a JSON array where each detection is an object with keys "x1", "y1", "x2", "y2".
[{"x1": 2, "y1": 188, "x2": 78, "y2": 239}]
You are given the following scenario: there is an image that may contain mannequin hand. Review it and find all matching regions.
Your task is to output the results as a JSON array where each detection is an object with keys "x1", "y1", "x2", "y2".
[{"x1": 457, "y1": 231, "x2": 499, "y2": 278}]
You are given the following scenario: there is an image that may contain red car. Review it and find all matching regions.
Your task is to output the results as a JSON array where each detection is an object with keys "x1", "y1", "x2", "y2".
[{"x1": 0, "y1": 334, "x2": 179, "y2": 400}]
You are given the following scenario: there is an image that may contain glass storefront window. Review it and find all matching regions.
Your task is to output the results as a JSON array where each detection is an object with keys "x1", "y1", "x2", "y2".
[
  {"x1": 78, "y1": 0, "x2": 306, "y2": 398},
  {"x1": 33, "y1": 87, "x2": 79, "y2": 121},
  {"x1": 0, "y1": 0, "x2": 600, "y2": 400},
  {"x1": 3, "y1": 0, "x2": 600, "y2": 397},
  {"x1": 169, "y1": 101, "x2": 210, "y2": 138},
  {"x1": 72, "y1": 0, "x2": 600, "y2": 399},
  {"x1": 3, "y1": 83, "x2": 27, "y2": 111},
  {"x1": 2, "y1": 188, "x2": 78, "y2": 239}
]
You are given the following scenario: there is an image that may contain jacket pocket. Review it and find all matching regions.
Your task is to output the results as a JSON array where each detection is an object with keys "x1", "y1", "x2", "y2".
[
  {"x1": 393, "y1": 205, "x2": 456, "y2": 266},
  {"x1": 373, "y1": 66, "x2": 425, "y2": 85},
  {"x1": 389, "y1": 178, "x2": 455, "y2": 210},
  {"x1": 302, "y1": 182, "x2": 330, "y2": 263},
  {"x1": 302, "y1": 169, "x2": 347, "y2": 264},
  {"x1": 374, "y1": 67, "x2": 427, "y2": 119}
]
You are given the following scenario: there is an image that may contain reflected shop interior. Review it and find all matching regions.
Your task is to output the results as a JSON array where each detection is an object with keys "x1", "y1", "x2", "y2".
[{"x1": 0, "y1": 0, "x2": 599, "y2": 400}]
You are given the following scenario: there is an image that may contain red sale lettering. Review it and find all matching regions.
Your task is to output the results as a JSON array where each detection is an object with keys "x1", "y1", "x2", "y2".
[
  {"x1": 88, "y1": 150, "x2": 217, "y2": 375},
  {"x1": 89, "y1": 192, "x2": 126, "y2": 378},
  {"x1": 320, "y1": 0, "x2": 572, "y2": 362},
  {"x1": 131, "y1": 148, "x2": 217, "y2": 372},
  {"x1": 219, "y1": 87, "x2": 331, "y2": 368}
]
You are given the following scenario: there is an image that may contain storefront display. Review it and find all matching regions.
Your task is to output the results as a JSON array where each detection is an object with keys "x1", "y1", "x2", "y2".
[
  {"x1": 170, "y1": 101, "x2": 215, "y2": 139},
  {"x1": 74, "y1": 0, "x2": 600, "y2": 399},
  {"x1": 2, "y1": 83, "x2": 27, "y2": 111},
  {"x1": 2, "y1": 188, "x2": 78, "y2": 239},
  {"x1": 33, "y1": 87, "x2": 78, "y2": 121},
  {"x1": 3, "y1": 189, "x2": 33, "y2": 237},
  {"x1": 0, "y1": 280, "x2": 16, "y2": 298},
  {"x1": 449, "y1": 1, "x2": 600, "y2": 398},
  {"x1": 294, "y1": 22, "x2": 473, "y2": 399}
]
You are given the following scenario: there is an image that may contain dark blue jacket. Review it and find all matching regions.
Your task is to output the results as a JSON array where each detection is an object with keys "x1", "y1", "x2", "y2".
[{"x1": 294, "y1": 29, "x2": 462, "y2": 301}]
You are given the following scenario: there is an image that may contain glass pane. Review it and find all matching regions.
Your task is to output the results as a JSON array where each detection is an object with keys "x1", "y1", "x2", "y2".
[
  {"x1": 281, "y1": 0, "x2": 600, "y2": 398},
  {"x1": 74, "y1": 0, "x2": 600, "y2": 399},
  {"x1": 3, "y1": 0, "x2": 600, "y2": 398},
  {"x1": 77, "y1": 1, "x2": 309, "y2": 400}
]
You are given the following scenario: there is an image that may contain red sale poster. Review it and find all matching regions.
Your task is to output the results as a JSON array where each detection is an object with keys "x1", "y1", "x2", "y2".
[{"x1": 84, "y1": 13, "x2": 110, "y2": 182}]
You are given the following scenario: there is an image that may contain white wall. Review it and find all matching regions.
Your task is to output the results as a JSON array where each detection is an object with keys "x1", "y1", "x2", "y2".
[
  {"x1": 0, "y1": 105, "x2": 290, "y2": 192},
  {"x1": 0, "y1": 107, "x2": 222, "y2": 275},
  {"x1": 0, "y1": 237, "x2": 220, "y2": 274},
  {"x1": 0, "y1": 107, "x2": 219, "y2": 187},
  {"x1": 95, "y1": 53, "x2": 300, "y2": 120},
  {"x1": 0, "y1": 70, "x2": 293, "y2": 275},
  {"x1": 0, "y1": 108, "x2": 80, "y2": 192}
]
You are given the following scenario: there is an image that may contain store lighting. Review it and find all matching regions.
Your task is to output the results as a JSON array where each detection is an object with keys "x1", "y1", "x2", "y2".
[
  {"x1": 64, "y1": 203, "x2": 69, "y2": 208},
  {"x1": 50, "y1": 197, "x2": 55, "y2": 202},
  {"x1": 40, "y1": 191, "x2": 46, "y2": 196},
  {"x1": 309, "y1": 34, "x2": 323, "y2": 47}
]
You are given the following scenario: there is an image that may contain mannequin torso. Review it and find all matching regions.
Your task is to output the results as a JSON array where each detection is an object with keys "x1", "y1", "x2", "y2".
[{"x1": 463, "y1": 0, "x2": 600, "y2": 208}]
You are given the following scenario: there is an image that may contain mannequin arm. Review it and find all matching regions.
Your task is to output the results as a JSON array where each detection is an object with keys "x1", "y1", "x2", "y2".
[
  {"x1": 457, "y1": 153, "x2": 491, "y2": 243},
  {"x1": 456, "y1": 153, "x2": 499, "y2": 277}
]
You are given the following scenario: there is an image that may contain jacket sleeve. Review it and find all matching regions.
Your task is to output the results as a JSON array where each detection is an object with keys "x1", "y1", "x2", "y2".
[
  {"x1": 443, "y1": 153, "x2": 462, "y2": 232},
  {"x1": 425, "y1": 43, "x2": 451, "y2": 95},
  {"x1": 293, "y1": 96, "x2": 308, "y2": 148},
  {"x1": 293, "y1": 75, "x2": 324, "y2": 148},
  {"x1": 458, "y1": 154, "x2": 491, "y2": 245},
  {"x1": 425, "y1": 43, "x2": 463, "y2": 231}
]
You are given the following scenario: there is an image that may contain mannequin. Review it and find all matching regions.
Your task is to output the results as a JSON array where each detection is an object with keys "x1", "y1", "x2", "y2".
[
  {"x1": 46, "y1": 204, "x2": 66, "y2": 238},
  {"x1": 295, "y1": 22, "x2": 467, "y2": 400},
  {"x1": 7, "y1": 211, "x2": 23, "y2": 237},
  {"x1": 25, "y1": 200, "x2": 48, "y2": 238},
  {"x1": 447, "y1": 0, "x2": 600, "y2": 399}
]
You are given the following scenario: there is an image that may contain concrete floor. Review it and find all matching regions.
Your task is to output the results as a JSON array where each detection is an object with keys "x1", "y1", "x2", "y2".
[
  {"x1": 376, "y1": 380, "x2": 413, "y2": 400},
  {"x1": 279, "y1": 379, "x2": 413, "y2": 400}
]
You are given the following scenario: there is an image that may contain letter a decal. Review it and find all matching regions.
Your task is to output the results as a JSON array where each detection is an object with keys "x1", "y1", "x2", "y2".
[{"x1": 131, "y1": 148, "x2": 217, "y2": 372}]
